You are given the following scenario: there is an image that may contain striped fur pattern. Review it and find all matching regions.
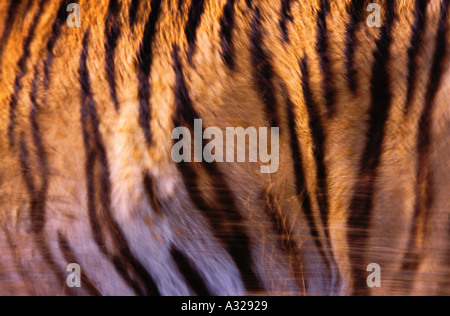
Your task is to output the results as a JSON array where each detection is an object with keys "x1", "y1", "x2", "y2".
[{"x1": 0, "y1": 0, "x2": 449, "y2": 295}]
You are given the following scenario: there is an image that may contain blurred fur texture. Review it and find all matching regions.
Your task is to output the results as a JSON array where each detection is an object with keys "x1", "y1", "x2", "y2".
[{"x1": 0, "y1": 0, "x2": 449, "y2": 296}]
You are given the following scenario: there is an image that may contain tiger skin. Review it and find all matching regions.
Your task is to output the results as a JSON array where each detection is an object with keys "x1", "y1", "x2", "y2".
[{"x1": 0, "y1": 0, "x2": 449, "y2": 296}]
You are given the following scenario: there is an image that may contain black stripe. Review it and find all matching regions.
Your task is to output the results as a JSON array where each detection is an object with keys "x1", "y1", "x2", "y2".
[
  {"x1": 0, "y1": 0, "x2": 23, "y2": 72},
  {"x1": 220, "y1": 0, "x2": 236, "y2": 69},
  {"x1": 416, "y1": 0, "x2": 449, "y2": 231},
  {"x1": 405, "y1": 0, "x2": 430, "y2": 113},
  {"x1": 348, "y1": 1, "x2": 397, "y2": 295},
  {"x1": 250, "y1": 8, "x2": 280, "y2": 128},
  {"x1": 137, "y1": 0, "x2": 162, "y2": 145},
  {"x1": 80, "y1": 30, "x2": 160, "y2": 296},
  {"x1": 57, "y1": 232, "x2": 103, "y2": 296},
  {"x1": 143, "y1": 173, "x2": 164, "y2": 217},
  {"x1": 175, "y1": 159, "x2": 264, "y2": 293},
  {"x1": 19, "y1": 135, "x2": 36, "y2": 207},
  {"x1": 19, "y1": 134, "x2": 71, "y2": 295},
  {"x1": 170, "y1": 247, "x2": 212, "y2": 296},
  {"x1": 285, "y1": 93, "x2": 333, "y2": 288},
  {"x1": 29, "y1": 66, "x2": 49, "y2": 235},
  {"x1": 401, "y1": 0, "x2": 449, "y2": 287},
  {"x1": 105, "y1": 0, "x2": 122, "y2": 111},
  {"x1": 299, "y1": 57, "x2": 331, "y2": 242},
  {"x1": 280, "y1": 0, "x2": 294, "y2": 43},
  {"x1": 262, "y1": 191, "x2": 305, "y2": 293},
  {"x1": 246, "y1": 0, "x2": 253, "y2": 9},
  {"x1": 44, "y1": 0, "x2": 77, "y2": 90},
  {"x1": 129, "y1": 0, "x2": 140, "y2": 28},
  {"x1": 185, "y1": 0, "x2": 206, "y2": 66},
  {"x1": 29, "y1": 66, "x2": 71, "y2": 294},
  {"x1": 80, "y1": 30, "x2": 108, "y2": 256},
  {"x1": 172, "y1": 45, "x2": 263, "y2": 293},
  {"x1": 344, "y1": 0, "x2": 365, "y2": 93},
  {"x1": 8, "y1": 0, "x2": 49, "y2": 147},
  {"x1": 316, "y1": 0, "x2": 336, "y2": 113},
  {"x1": 16, "y1": 65, "x2": 65, "y2": 295}
]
